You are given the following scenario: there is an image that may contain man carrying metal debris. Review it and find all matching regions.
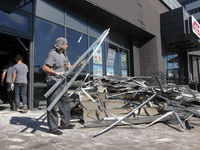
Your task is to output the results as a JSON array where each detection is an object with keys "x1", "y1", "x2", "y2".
[{"x1": 43, "y1": 37, "x2": 85, "y2": 135}]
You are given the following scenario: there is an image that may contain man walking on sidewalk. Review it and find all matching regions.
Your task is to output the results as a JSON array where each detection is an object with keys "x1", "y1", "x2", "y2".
[
  {"x1": 1, "y1": 57, "x2": 16, "y2": 110},
  {"x1": 11, "y1": 54, "x2": 29, "y2": 113}
]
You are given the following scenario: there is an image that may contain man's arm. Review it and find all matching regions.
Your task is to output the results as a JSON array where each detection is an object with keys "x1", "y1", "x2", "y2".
[
  {"x1": 11, "y1": 73, "x2": 16, "y2": 84},
  {"x1": 66, "y1": 62, "x2": 72, "y2": 70},
  {"x1": 43, "y1": 64, "x2": 57, "y2": 75},
  {"x1": 69, "y1": 59, "x2": 88, "y2": 71},
  {"x1": 1, "y1": 71, "x2": 6, "y2": 83},
  {"x1": 10, "y1": 73, "x2": 16, "y2": 90},
  {"x1": 43, "y1": 64, "x2": 68, "y2": 78},
  {"x1": 1, "y1": 71, "x2": 6, "y2": 86}
]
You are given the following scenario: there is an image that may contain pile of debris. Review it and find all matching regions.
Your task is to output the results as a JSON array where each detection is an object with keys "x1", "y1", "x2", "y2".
[{"x1": 77, "y1": 75, "x2": 200, "y2": 137}]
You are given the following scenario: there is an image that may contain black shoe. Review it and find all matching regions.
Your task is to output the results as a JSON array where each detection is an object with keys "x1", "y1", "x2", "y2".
[
  {"x1": 51, "y1": 129, "x2": 63, "y2": 135},
  {"x1": 59, "y1": 124, "x2": 75, "y2": 130}
]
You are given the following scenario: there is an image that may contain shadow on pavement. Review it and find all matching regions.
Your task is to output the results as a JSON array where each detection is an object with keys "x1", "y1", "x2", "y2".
[
  {"x1": 10, "y1": 113, "x2": 49, "y2": 133},
  {"x1": 0, "y1": 106, "x2": 9, "y2": 111}
]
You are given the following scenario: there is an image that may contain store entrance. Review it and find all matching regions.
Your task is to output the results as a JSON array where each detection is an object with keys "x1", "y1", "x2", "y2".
[{"x1": 0, "y1": 32, "x2": 30, "y2": 111}]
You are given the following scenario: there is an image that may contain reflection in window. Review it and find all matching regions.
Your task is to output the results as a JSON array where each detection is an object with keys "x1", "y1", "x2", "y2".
[
  {"x1": 0, "y1": 10, "x2": 29, "y2": 32},
  {"x1": 89, "y1": 37, "x2": 105, "y2": 77},
  {"x1": 66, "y1": 28, "x2": 88, "y2": 80},
  {"x1": 165, "y1": 52, "x2": 184, "y2": 84},
  {"x1": 66, "y1": 28, "x2": 87, "y2": 65},
  {"x1": 106, "y1": 43, "x2": 119, "y2": 76},
  {"x1": 120, "y1": 49, "x2": 128, "y2": 77},
  {"x1": 18, "y1": 0, "x2": 33, "y2": 13},
  {"x1": 166, "y1": 54, "x2": 179, "y2": 69}
]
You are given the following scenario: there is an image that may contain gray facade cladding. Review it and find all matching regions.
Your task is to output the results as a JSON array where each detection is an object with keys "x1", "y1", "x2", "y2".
[{"x1": 87, "y1": 0, "x2": 170, "y2": 84}]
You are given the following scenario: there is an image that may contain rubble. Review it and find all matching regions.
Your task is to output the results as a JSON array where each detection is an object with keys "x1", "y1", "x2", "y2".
[
  {"x1": 72, "y1": 75, "x2": 200, "y2": 137},
  {"x1": 43, "y1": 29, "x2": 200, "y2": 137}
]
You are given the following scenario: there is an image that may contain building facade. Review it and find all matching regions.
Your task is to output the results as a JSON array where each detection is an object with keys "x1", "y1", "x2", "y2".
[
  {"x1": 0, "y1": 0, "x2": 200, "y2": 110},
  {"x1": 177, "y1": 0, "x2": 200, "y2": 86},
  {"x1": 178, "y1": 0, "x2": 200, "y2": 22}
]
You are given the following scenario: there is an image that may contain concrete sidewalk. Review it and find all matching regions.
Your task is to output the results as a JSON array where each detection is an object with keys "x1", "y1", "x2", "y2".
[{"x1": 0, "y1": 108, "x2": 200, "y2": 150}]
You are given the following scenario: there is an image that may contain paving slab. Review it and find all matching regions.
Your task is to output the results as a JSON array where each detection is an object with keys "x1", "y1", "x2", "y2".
[{"x1": 0, "y1": 109, "x2": 200, "y2": 150}]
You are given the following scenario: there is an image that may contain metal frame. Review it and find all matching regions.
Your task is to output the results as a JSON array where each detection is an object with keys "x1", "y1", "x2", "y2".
[{"x1": 93, "y1": 91, "x2": 157, "y2": 138}]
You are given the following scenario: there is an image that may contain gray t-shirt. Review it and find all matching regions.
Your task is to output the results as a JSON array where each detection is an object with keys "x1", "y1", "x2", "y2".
[
  {"x1": 12, "y1": 63, "x2": 28, "y2": 84},
  {"x1": 44, "y1": 49, "x2": 69, "y2": 85},
  {"x1": 2, "y1": 63, "x2": 14, "y2": 83}
]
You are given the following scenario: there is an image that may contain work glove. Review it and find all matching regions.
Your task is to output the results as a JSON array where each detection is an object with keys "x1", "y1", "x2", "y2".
[
  {"x1": 1, "y1": 82, "x2": 4, "y2": 87},
  {"x1": 80, "y1": 58, "x2": 89, "y2": 65},
  {"x1": 56, "y1": 72, "x2": 68, "y2": 78},
  {"x1": 11, "y1": 84, "x2": 14, "y2": 91}
]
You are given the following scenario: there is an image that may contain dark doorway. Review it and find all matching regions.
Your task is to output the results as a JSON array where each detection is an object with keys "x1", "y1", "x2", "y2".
[{"x1": 0, "y1": 32, "x2": 29, "y2": 110}]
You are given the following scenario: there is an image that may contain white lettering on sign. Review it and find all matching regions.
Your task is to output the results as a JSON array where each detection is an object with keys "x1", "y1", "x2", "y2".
[{"x1": 191, "y1": 16, "x2": 200, "y2": 38}]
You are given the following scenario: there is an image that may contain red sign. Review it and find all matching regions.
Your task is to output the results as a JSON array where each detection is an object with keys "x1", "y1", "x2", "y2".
[{"x1": 191, "y1": 16, "x2": 200, "y2": 38}]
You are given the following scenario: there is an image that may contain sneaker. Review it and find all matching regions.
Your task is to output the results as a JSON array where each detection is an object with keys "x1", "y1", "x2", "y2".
[
  {"x1": 23, "y1": 105, "x2": 28, "y2": 113},
  {"x1": 15, "y1": 108, "x2": 20, "y2": 112},
  {"x1": 51, "y1": 129, "x2": 63, "y2": 135},
  {"x1": 59, "y1": 124, "x2": 75, "y2": 130}
]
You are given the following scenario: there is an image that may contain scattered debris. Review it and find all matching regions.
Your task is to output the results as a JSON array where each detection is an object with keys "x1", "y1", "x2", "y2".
[
  {"x1": 43, "y1": 29, "x2": 200, "y2": 137},
  {"x1": 73, "y1": 75, "x2": 200, "y2": 137}
]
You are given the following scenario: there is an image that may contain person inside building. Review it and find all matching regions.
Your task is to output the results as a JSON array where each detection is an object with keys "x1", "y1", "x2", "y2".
[
  {"x1": 11, "y1": 54, "x2": 29, "y2": 113},
  {"x1": 1, "y1": 57, "x2": 16, "y2": 110},
  {"x1": 43, "y1": 37, "x2": 87, "y2": 135}
]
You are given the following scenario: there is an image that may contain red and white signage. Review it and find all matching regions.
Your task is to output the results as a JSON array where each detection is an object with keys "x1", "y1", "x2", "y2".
[{"x1": 191, "y1": 15, "x2": 200, "y2": 39}]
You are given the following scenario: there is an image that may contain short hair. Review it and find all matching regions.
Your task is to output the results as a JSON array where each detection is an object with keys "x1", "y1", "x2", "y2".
[{"x1": 16, "y1": 54, "x2": 23, "y2": 61}]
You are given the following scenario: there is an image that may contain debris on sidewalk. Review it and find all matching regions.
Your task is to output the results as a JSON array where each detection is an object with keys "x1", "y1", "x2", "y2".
[{"x1": 71, "y1": 75, "x2": 200, "y2": 137}]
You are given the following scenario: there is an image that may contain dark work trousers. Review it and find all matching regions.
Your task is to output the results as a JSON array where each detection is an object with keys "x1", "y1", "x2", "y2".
[
  {"x1": 15, "y1": 83, "x2": 27, "y2": 109},
  {"x1": 6, "y1": 82, "x2": 15, "y2": 110},
  {"x1": 47, "y1": 82, "x2": 71, "y2": 132}
]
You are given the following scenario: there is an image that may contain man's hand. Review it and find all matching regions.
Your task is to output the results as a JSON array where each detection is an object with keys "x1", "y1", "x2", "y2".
[
  {"x1": 80, "y1": 59, "x2": 89, "y2": 65},
  {"x1": 1, "y1": 82, "x2": 4, "y2": 87},
  {"x1": 11, "y1": 84, "x2": 14, "y2": 91},
  {"x1": 56, "y1": 72, "x2": 68, "y2": 78}
]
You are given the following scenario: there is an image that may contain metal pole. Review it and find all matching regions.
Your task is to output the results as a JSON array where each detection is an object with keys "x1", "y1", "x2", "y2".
[
  {"x1": 157, "y1": 94, "x2": 200, "y2": 117},
  {"x1": 93, "y1": 92, "x2": 157, "y2": 138},
  {"x1": 44, "y1": 29, "x2": 109, "y2": 98},
  {"x1": 46, "y1": 29, "x2": 110, "y2": 111},
  {"x1": 144, "y1": 111, "x2": 186, "y2": 130},
  {"x1": 144, "y1": 111, "x2": 173, "y2": 128},
  {"x1": 173, "y1": 111, "x2": 186, "y2": 130}
]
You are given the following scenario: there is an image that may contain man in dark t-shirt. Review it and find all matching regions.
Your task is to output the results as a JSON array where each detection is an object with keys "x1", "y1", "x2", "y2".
[{"x1": 43, "y1": 37, "x2": 83, "y2": 135}]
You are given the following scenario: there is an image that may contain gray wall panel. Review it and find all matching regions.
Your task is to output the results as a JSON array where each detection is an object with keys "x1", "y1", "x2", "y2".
[
  {"x1": 35, "y1": 0, "x2": 64, "y2": 25},
  {"x1": 66, "y1": 6, "x2": 87, "y2": 34}
]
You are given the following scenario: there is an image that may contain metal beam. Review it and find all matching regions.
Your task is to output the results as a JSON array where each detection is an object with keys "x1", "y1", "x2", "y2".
[
  {"x1": 46, "y1": 29, "x2": 110, "y2": 112},
  {"x1": 44, "y1": 29, "x2": 109, "y2": 98}
]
